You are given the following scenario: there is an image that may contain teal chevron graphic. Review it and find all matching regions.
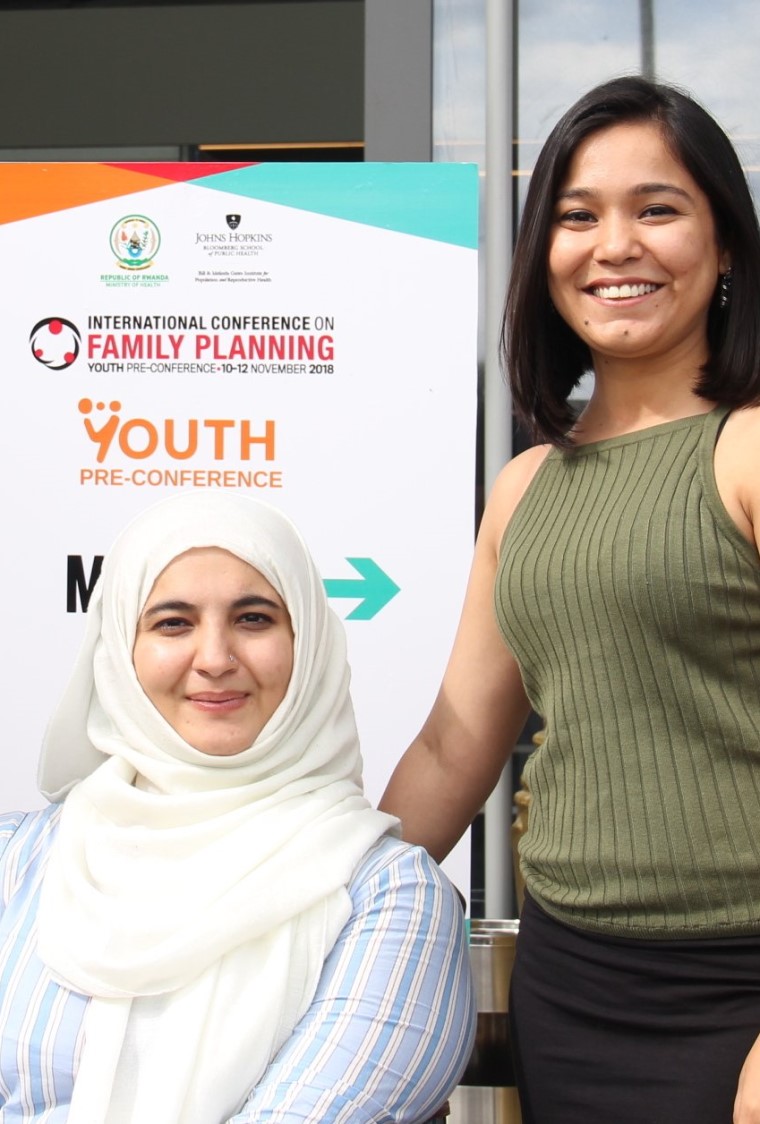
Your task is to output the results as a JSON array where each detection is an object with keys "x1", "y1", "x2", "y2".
[
  {"x1": 323, "y1": 558, "x2": 400, "y2": 620},
  {"x1": 190, "y1": 163, "x2": 478, "y2": 249}
]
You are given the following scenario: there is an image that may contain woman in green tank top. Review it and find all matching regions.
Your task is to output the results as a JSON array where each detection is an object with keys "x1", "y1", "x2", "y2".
[{"x1": 381, "y1": 76, "x2": 760, "y2": 1124}]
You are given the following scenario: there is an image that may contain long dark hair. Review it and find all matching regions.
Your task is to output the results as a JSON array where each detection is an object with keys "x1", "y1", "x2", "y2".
[{"x1": 502, "y1": 75, "x2": 760, "y2": 446}]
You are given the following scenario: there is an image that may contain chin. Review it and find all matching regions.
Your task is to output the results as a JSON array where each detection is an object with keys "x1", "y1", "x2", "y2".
[
  {"x1": 181, "y1": 728, "x2": 256, "y2": 756},
  {"x1": 192, "y1": 741, "x2": 251, "y2": 757}
]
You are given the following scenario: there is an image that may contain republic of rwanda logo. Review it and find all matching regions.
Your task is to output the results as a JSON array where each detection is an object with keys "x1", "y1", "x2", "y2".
[
  {"x1": 30, "y1": 317, "x2": 81, "y2": 370},
  {"x1": 110, "y1": 215, "x2": 161, "y2": 270}
]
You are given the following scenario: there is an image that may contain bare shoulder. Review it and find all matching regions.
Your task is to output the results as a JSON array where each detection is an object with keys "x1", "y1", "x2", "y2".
[
  {"x1": 722, "y1": 403, "x2": 760, "y2": 443},
  {"x1": 479, "y1": 443, "x2": 553, "y2": 555},
  {"x1": 715, "y1": 404, "x2": 760, "y2": 552}
]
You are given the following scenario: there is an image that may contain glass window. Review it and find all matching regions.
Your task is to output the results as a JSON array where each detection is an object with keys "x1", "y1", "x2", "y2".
[
  {"x1": 517, "y1": 0, "x2": 760, "y2": 209},
  {"x1": 433, "y1": 1, "x2": 760, "y2": 220}
]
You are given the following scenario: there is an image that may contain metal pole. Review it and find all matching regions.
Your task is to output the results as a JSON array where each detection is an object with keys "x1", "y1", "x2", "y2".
[
  {"x1": 483, "y1": 0, "x2": 515, "y2": 920},
  {"x1": 364, "y1": 0, "x2": 433, "y2": 161},
  {"x1": 640, "y1": 0, "x2": 655, "y2": 78}
]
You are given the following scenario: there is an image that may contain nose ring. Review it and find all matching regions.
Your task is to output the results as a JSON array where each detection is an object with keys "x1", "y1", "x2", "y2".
[{"x1": 229, "y1": 653, "x2": 236, "y2": 663}]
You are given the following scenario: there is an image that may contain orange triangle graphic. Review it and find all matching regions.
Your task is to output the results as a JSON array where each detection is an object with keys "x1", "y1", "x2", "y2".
[{"x1": 0, "y1": 163, "x2": 178, "y2": 225}]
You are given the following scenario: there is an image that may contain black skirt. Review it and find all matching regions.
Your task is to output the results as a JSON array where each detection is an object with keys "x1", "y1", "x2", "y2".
[{"x1": 510, "y1": 893, "x2": 760, "y2": 1124}]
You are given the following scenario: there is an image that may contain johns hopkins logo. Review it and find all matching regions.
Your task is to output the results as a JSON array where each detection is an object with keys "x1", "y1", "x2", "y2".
[
  {"x1": 30, "y1": 317, "x2": 81, "y2": 369},
  {"x1": 226, "y1": 214, "x2": 241, "y2": 230},
  {"x1": 110, "y1": 215, "x2": 161, "y2": 270}
]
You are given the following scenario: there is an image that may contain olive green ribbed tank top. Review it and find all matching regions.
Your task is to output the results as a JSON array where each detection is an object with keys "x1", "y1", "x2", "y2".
[{"x1": 496, "y1": 406, "x2": 760, "y2": 938}]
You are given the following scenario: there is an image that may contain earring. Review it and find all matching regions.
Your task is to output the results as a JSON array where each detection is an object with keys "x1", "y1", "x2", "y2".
[{"x1": 718, "y1": 268, "x2": 733, "y2": 309}]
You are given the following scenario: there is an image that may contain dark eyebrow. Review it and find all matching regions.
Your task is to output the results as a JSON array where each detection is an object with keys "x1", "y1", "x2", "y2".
[
  {"x1": 142, "y1": 599, "x2": 194, "y2": 618},
  {"x1": 632, "y1": 181, "x2": 694, "y2": 202},
  {"x1": 232, "y1": 595, "x2": 283, "y2": 612},
  {"x1": 555, "y1": 182, "x2": 694, "y2": 203},
  {"x1": 142, "y1": 594, "x2": 283, "y2": 619}
]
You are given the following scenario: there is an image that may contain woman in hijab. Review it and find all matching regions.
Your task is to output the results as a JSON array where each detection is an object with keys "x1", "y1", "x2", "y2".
[{"x1": 0, "y1": 490, "x2": 474, "y2": 1123}]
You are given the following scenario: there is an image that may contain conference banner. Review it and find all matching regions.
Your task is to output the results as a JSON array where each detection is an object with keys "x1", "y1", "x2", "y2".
[{"x1": 0, "y1": 161, "x2": 478, "y2": 889}]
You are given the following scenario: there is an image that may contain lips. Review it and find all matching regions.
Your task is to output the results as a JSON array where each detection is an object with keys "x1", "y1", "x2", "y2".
[
  {"x1": 189, "y1": 691, "x2": 246, "y2": 702},
  {"x1": 187, "y1": 692, "x2": 248, "y2": 712},
  {"x1": 587, "y1": 281, "x2": 660, "y2": 300}
]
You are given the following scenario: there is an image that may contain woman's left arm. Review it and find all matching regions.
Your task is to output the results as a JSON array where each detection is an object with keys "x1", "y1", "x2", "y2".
[
  {"x1": 727, "y1": 404, "x2": 760, "y2": 1123},
  {"x1": 714, "y1": 405, "x2": 760, "y2": 556},
  {"x1": 739, "y1": 406, "x2": 760, "y2": 555},
  {"x1": 229, "y1": 840, "x2": 476, "y2": 1123},
  {"x1": 735, "y1": 1035, "x2": 760, "y2": 1123}
]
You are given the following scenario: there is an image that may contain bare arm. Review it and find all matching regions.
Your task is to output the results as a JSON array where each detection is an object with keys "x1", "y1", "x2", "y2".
[
  {"x1": 380, "y1": 446, "x2": 550, "y2": 861},
  {"x1": 715, "y1": 406, "x2": 760, "y2": 1122},
  {"x1": 713, "y1": 406, "x2": 760, "y2": 1123},
  {"x1": 714, "y1": 404, "x2": 760, "y2": 557},
  {"x1": 735, "y1": 1034, "x2": 760, "y2": 1124}
]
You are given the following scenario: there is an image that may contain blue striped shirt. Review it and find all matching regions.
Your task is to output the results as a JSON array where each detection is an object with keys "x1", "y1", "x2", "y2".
[{"x1": 0, "y1": 807, "x2": 475, "y2": 1122}]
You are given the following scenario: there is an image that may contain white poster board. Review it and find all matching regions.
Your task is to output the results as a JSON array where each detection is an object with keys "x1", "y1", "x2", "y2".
[{"x1": 0, "y1": 161, "x2": 478, "y2": 893}]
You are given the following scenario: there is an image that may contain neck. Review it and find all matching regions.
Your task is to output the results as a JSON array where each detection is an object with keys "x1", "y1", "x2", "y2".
[{"x1": 574, "y1": 347, "x2": 714, "y2": 442}]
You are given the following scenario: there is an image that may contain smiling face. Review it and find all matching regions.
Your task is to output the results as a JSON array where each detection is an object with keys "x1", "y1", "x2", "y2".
[
  {"x1": 547, "y1": 120, "x2": 730, "y2": 375},
  {"x1": 132, "y1": 547, "x2": 294, "y2": 756}
]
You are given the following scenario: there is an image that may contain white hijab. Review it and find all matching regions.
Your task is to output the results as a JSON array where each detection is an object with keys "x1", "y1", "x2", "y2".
[{"x1": 36, "y1": 491, "x2": 398, "y2": 1124}]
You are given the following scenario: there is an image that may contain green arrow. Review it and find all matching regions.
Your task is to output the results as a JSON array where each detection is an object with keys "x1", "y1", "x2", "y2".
[{"x1": 323, "y1": 557, "x2": 400, "y2": 620}]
